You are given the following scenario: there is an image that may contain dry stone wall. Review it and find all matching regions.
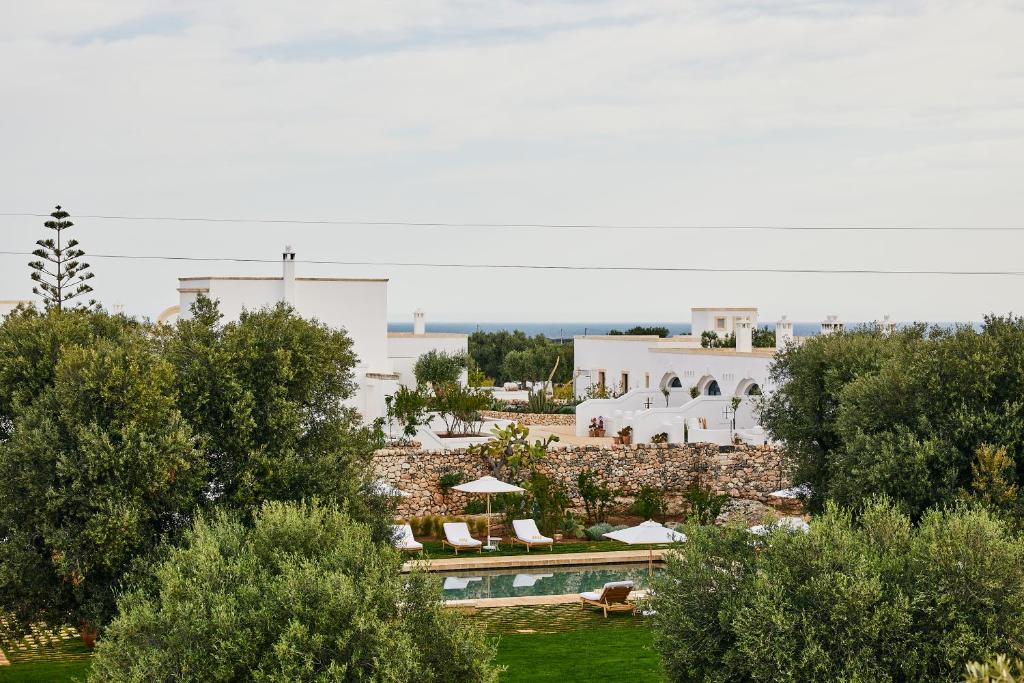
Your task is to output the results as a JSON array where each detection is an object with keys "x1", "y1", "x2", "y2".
[{"x1": 372, "y1": 443, "x2": 789, "y2": 517}]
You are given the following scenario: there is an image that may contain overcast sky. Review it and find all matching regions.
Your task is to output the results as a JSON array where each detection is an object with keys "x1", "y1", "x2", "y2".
[{"x1": 2, "y1": 1, "x2": 1023, "y2": 323}]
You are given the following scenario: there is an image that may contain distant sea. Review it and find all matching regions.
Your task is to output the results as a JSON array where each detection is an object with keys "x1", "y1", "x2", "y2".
[{"x1": 389, "y1": 321, "x2": 861, "y2": 338}]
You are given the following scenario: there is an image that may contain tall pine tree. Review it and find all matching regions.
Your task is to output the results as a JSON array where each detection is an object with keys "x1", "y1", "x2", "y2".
[{"x1": 29, "y1": 205, "x2": 95, "y2": 310}]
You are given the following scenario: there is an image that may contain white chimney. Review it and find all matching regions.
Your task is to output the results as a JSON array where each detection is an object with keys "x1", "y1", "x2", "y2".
[
  {"x1": 413, "y1": 309, "x2": 426, "y2": 335},
  {"x1": 735, "y1": 317, "x2": 753, "y2": 353},
  {"x1": 282, "y1": 245, "x2": 296, "y2": 305},
  {"x1": 776, "y1": 315, "x2": 794, "y2": 350},
  {"x1": 821, "y1": 314, "x2": 844, "y2": 336}
]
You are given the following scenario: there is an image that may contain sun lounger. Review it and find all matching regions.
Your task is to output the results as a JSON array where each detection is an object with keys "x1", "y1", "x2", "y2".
[
  {"x1": 442, "y1": 522, "x2": 483, "y2": 555},
  {"x1": 512, "y1": 573, "x2": 554, "y2": 588},
  {"x1": 392, "y1": 524, "x2": 423, "y2": 552},
  {"x1": 580, "y1": 580, "x2": 636, "y2": 617},
  {"x1": 511, "y1": 519, "x2": 554, "y2": 552},
  {"x1": 442, "y1": 576, "x2": 482, "y2": 590}
]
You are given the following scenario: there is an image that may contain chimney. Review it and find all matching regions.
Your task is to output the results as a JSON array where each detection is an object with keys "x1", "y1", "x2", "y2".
[
  {"x1": 776, "y1": 315, "x2": 794, "y2": 350},
  {"x1": 413, "y1": 309, "x2": 426, "y2": 335},
  {"x1": 282, "y1": 245, "x2": 296, "y2": 305},
  {"x1": 735, "y1": 317, "x2": 753, "y2": 353},
  {"x1": 821, "y1": 314, "x2": 844, "y2": 336}
]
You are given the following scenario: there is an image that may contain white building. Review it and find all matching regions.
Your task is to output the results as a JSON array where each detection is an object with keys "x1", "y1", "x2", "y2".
[
  {"x1": 167, "y1": 247, "x2": 467, "y2": 421},
  {"x1": 573, "y1": 307, "x2": 804, "y2": 446}
]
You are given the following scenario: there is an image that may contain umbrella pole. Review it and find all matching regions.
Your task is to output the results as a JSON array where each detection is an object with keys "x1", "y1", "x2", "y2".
[{"x1": 486, "y1": 493, "x2": 491, "y2": 550}]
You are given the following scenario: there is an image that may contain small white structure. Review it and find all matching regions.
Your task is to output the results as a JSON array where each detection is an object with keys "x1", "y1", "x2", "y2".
[
  {"x1": 876, "y1": 314, "x2": 897, "y2": 336},
  {"x1": 820, "y1": 314, "x2": 844, "y2": 336},
  {"x1": 0, "y1": 300, "x2": 33, "y2": 318},
  {"x1": 691, "y1": 307, "x2": 759, "y2": 339},
  {"x1": 170, "y1": 247, "x2": 467, "y2": 421}
]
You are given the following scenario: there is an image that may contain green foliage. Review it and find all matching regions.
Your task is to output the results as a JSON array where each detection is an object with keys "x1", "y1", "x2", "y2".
[
  {"x1": 760, "y1": 319, "x2": 1024, "y2": 516},
  {"x1": 431, "y1": 383, "x2": 490, "y2": 436},
  {"x1": 965, "y1": 655, "x2": 1024, "y2": 682},
  {"x1": 584, "y1": 522, "x2": 627, "y2": 541},
  {"x1": 651, "y1": 498, "x2": 1024, "y2": 683},
  {"x1": 969, "y1": 444, "x2": 1020, "y2": 520},
  {"x1": 607, "y1": 326, "x2": 670, "y2": 337},
  {"x1": 752, "y1": 327, "x2": 776, "y2": 347},
  {"x1": 470, "y1": 422, "x2": 557, "y2": 479},
  {"x1": 682, "y1": 481, "x2": 728, "y2": 524},
  {"x1": 90, "y1": 501, "x2": 497, "y2": 682},
  {"x1": 0, "y1": 315, "x2": 205, "y2": 632},
  {"x1": 467, "y1": 358, "x2": 494, "y2": 387},
  {"x1": 414, "y1": 349, "x2": 467, "y2": 389},
  {"x1": 651, "y1": 432, "x2": 669, "y2": 444},
  {"x1": 438, "y1": 469, "x2": 465, "y2": 493},
  {"x1": 689, "y1": 385, "x2": 700, "y2": 399},
  {"x1": 699, "y1": 328, "x2": 775, "y2": 349},
  {"x1": 28, "y1": 205, "x2": 95, "y2": 310},
  {"x1": 561, "y1": 510, "x2": 586, "y2": 538},
  {"x1": 629, "y1": 485, "x2": 666, "y2": 519},
  {"x1": 385, "y1": 384, "x2": 431, "y2": 439},
  {"x1": 577, "y1": 469, "x2": 617, "y2": 524},
  {"x1": 162, "y1": 296, "x2": 389, "y2": 537},
  {"x1": 525, "y1": 471, "x2": 571, "y2": 535},
  {"x1": 464, "y1": 499, "x2": 487, "y2": 515},
  {"x1": 469, "y1": 330, "x2": 572, "y2": 385}
]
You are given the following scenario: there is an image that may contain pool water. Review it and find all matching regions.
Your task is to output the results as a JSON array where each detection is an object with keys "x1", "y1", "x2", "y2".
[{"x1": 437, "y1": 562, "x2": 661, "y2": 600}]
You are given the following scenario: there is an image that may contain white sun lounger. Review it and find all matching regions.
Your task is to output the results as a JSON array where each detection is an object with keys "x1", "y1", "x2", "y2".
[
  {"x1": 442, "y1": 576, "x2": 483, "y2": 590},
  {"x1": 442, "y1": 522, "x2": 483, "y2": 555},
  {"x1": 512, "y1": 519, "x2": 554, "y2": 552},
  {"x1": 580, "y1": 580, "x2": 636, "y2": 617},
  {"x1": 392, "y1": 524, "x2": 423, "y2": 552},
  {"x1": 512, "y1": 573, "x2": 554, "y2": 588}
]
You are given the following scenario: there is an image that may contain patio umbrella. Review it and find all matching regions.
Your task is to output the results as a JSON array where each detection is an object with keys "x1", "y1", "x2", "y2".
[
  {"x1": 749, "y1": 516, "x2": 810, "y2": 536},
  {"x1": 768, "y1": 484, "x2": 812, "y2": 500},
  {"x1": 452, "y1": 476, "x2": 524, "y2": 550},
  {"x1": 604, "y1": 520, "x2": 687, "y2": 570},
  {"x1": 372, "y1": 480, "x2": 410, "y2": 497}
]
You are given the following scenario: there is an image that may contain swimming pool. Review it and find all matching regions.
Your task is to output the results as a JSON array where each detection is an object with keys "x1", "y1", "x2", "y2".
[{"x1": 437, "y1": 562, "x2": 661, "y2": 600}]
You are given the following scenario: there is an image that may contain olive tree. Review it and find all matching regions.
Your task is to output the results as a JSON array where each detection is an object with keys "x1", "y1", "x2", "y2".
[{"x1": 91, "y1": 501, "x2": 497, "y2": 682}]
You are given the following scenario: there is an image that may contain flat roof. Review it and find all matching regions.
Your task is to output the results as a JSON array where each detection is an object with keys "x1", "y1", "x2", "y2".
[
  {"x1": 691, "y1": 307, "x2": 758, "y2": 312},
  {"x1": 178, "y1": 276, "x2": 389, "y2": 283},
  {"x1": 574, "y1": 335, "x2": 662, "y2": 341},
  {"x1": 650, "y1": 347, "x2": 776, "y2": 357},
  {"x1": 388, "y1": 332, "x2": 468, "y2": 339}
]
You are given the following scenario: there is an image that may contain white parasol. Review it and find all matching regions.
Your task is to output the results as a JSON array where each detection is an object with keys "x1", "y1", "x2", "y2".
[
  {"x1": 604, "y1": 520, "x2": 687, "y2": 569},
  {"x1": 452, "y1": 476, "x2": 524, "y2": 550}
]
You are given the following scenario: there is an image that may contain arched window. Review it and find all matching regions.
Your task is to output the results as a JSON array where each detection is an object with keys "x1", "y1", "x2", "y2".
[
  {"x1": 669, "y1": 377, "x2": 682, "y2": 388},
  {"x1": 745, "y1": 383, "x2": 761, "y2": 396},
  {"x1": 705, "y1": 380, "x2": 721, "y2": 396}
]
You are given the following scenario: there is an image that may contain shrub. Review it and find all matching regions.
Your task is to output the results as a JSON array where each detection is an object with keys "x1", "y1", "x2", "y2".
[
  {"x1": 689, "y1": 385, "x2": 700, "y2": 399},
  {"x1": 562, "y1": 510, "x2": 585, "y2": 538},
  {"x1": 683, "y1": 481, "x2": 728, "y2": 525},
  {"x1": 91, "y1": 501, "x2": 497, "y2": 682},
  {"x1": 629, "y1": 485, "x2": 666, "y2": 520},
  {"x1": 651, "y1": 498, "x2": 1024, "y2": 683},
  {"x1": 965, "y1": 655, "x2": 1024, "y2": 682},
  {"x1": 577, "y1": 469, "x2": 617, "y2": 524},
  {"x1": 438, "y1": 470, "x2": 464, "y2": 493},
  {"x1": 585, "y1": 522, "x2": 627, "y2": 541},
  {"x1": 414, "y1": 350, "x2": 467, "y2": 390},
  {"x1": 526, "y1": 471, "x2": 570, "y2": 535},
  {"x1": 385, "y1": 385, "x2": 431, "y2": 439},
  {"x1": 651, "y1": 432, "x2": 669, "y2": 444},
  {"x1": 472, "y1": 517, "x2": 488, "y2": 536},
  {"x1": 464, "y1": 499, "x2": 487, "y2": 515}
]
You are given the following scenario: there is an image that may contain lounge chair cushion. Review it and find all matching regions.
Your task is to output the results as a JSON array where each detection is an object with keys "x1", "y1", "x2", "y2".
[
  {"x1": 580, "y1": 591, "x2": 602, "y2": 601},
  {"x1": 391, "y1": 524, "x2": 423, "y2": 551},
  {"x1": 443, "y1": 522, "x2": 482, "y2": 546},
  {"x1": 513, "y1": 519, "x2": 553, "y2": 544}
]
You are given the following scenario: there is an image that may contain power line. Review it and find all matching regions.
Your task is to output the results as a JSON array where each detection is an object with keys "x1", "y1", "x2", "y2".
[
  {"x1": 0, "y1": 250, "x2": 1021, "y2": 276},
  {"x1": 1, "y1": 212, "x2": 1023, "y2": 232}
]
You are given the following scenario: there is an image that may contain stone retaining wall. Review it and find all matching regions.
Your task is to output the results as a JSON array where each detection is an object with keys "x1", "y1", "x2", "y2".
[
  {"x1": 373, "y1": 443, "x2": 789, "y2": 517},
  {"x1": 479, "y1": 411, "x2": 576, "y2": 426}
]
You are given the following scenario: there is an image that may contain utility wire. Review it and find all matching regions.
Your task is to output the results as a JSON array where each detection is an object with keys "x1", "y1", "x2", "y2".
[
  {"x1": 0, "y1": 250, "x2": 1021, "y2": 276},
  {"x1": 1, "y1": 212, "x2": 1022, "y2": 231}
]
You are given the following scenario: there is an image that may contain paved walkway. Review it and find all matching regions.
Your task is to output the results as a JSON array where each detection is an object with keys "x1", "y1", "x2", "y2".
[
  {"x1": 519, "y1": 423, "x2": 614, "y2": 447},
  {"x1": 402, "y1": 548, "x2": 666, "y2": 573}
]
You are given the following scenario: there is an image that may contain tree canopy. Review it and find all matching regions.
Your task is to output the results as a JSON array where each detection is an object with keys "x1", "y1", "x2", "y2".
[
  {"x1": 760, "y1": 318, "x2": 1024, "y2": 517},
  {"x1": 468, "y1": 330, "x2": 572, "y2": 385},
  {"x1": 91, "y1": 501, "x2": 497, "y2": 682},
  {"x1": 28, "y1": 205, "x2": 95, "y2": 310}
]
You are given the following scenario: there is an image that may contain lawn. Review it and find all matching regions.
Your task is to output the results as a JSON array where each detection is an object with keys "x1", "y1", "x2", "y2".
[
  {"x1": 495, "y1": 620, "x2": 663, "y2": 682},
  {"x1": 0, "y1": 639, "x2": 91, "y2": 683}
]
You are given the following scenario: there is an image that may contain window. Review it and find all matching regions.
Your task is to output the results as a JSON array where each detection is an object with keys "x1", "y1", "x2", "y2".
[
  {"x1": 597, "y1": 371, "x2": 606, "y2": 390},
  {"x1": 705, "y1": 380, "x2": 721, "y2": 396},
  {"x1": 746, "y1": 383, "x2": 762, "y2": 396},
  {"x1": 715, "y1": 316, "x2": 727, "y2": 331},
  {"x1": 644, "y1": 373, "x2": 651, "y2": 389},
  {"x1": 621, "y1": 372, "x2": 629, "y2": 392},
  {"x1": 669, "y1": 377, "x2": 682, "y2": 388}
]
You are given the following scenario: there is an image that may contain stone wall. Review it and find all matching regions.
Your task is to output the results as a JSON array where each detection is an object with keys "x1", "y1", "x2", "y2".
[
  {"x1": 479, "y1": 411, "x2": 576, "y2": 426},
  {"x1": 372, "y1": 443, "x2": 789, "y2": 517}
]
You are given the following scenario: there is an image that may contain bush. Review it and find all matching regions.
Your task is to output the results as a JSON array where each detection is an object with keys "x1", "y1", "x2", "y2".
[
  {"x1": 414, "y1": 350, "x2": 467, "y2": 389},
  {"x1": 438, "y1": 470, "x2": 464, "y2": 493},
  {"x1": 525, "y1": 471, "x2": 570, "y2": 535},
  {"x1": 91, "y1": 501, "x2": 497, "y2": 682},
  {"x1": 965, "y1": 655, "x2": 1024, "y2": 682},
  {"x1": 464, "y1": 499, "x2": 487, "y2": 515},
  {"x1": 651, "y1": 497, "x2": 1024, "y2": 683},
  {"x1": 577, "y1": 469, "x2": 617, "y2": 524},
  {"x1": 629, "y1": 485, "x2": 666, "y2": 519},
  {"x1": 562, "y1": 510, "x2": 585, "y2": 538},
  {"x1": 683, "y1": 481, "x2": 728, "y2": 525},
  {"x1": 585, "y1": 522, "x2": 627, "y2": 541}
]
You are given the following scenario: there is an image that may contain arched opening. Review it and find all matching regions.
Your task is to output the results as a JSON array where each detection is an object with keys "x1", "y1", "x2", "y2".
[
  {"x1": 745, "y1": 383, "x2": 762, "y2": 396},
  {"x1": 660, "y1": 372, "x2": 683, "y2": 390},
  {"x1": 735, "y1": 378, "x2": 762, "y2": 397},
  {"x1": 705, "y1": 380, "x2": 721, "y2": 396}
]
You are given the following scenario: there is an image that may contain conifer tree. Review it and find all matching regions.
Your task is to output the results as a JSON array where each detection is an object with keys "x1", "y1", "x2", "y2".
[{"x1": 29, "y1": 205, "x2": 95, "y2": 310}]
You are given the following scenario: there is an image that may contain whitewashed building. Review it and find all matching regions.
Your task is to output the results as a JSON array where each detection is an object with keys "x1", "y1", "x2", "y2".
[
  {"x1": 574, "y1": 308, "x2": 816, "y2": 445},
  {"x1": 166, "y1": 247, "x2": 467, "y2": 421}
]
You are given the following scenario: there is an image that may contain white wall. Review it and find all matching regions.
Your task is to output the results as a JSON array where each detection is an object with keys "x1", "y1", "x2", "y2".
[
  {"x1": 691, "y1": 307, "x2": 759, "y2": 339},
  {"x1": 387, "y1": 333, "x2": 469, "y2": 387}
]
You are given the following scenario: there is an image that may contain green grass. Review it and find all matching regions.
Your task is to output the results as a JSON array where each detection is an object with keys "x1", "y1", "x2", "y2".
[
  {"x1": 412, "y1": 539, "x2": 658, "y2": 560},
  {"x1": 0, "y1": 639, "x2": 92, "y2": 683},
  {"x1": 495, "y1": 623, "x2": 664, "y2": 682}
]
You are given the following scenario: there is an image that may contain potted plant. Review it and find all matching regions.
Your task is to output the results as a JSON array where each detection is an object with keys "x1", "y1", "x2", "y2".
[
  {"x1": 596, "y1": 417, "x2": 606, "y2": 437},
  {"x1": 588, "y1": 417, "x2": 598, "y2": 437},
  {"x1": 662, "y1": 386, "x2": 671, "y2": 407},
  {"x1": 618, "y1": 425, "x2": 633, "y2": 446},
  {"x1": 652, "y1": 432, "x2": 669, "y2": 444}
]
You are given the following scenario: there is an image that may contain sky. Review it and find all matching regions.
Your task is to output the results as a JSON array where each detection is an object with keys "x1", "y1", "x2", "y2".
[{"x1": 2, "y1": 0, "x2": 1023, "y2": 324}]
